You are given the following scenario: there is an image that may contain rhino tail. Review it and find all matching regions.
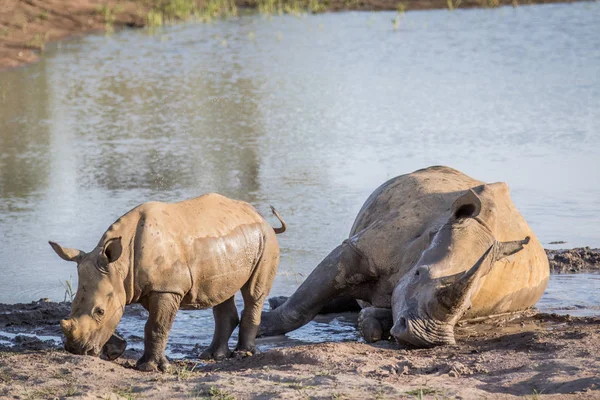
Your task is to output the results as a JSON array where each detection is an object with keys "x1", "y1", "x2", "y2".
[{"x1": 269, "y1": 205, "x2": 287, "y2": 234}]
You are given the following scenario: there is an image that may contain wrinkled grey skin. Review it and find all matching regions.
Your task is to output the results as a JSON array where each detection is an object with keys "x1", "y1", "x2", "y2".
[
  {"x1": 259, "y1": 166, "x2": 549, "y2": 347},
  {"x1": 50, "y1": 194, "x2": 285, "y2": 371}
]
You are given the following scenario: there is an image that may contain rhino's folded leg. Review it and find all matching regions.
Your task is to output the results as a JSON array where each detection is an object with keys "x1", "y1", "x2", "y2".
[
  {"x1": 259, "y1": 240, "x2": 374, "y2": 337},
  {"x1": 200, "y1": 296, "x2": 239, "y2": 361},
  {"x1": 358, "y1": 307, "x2": 393, "y2": 343},
  {"x1": 136, "y1": 292, "x2": 181, "y2": 372}
]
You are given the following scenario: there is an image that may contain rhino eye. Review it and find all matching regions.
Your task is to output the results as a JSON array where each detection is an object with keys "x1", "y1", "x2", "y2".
[
  {"x1": 415, "y1": 270, "x2": 420, "y2": 276},
  {"x1": 95, "y1": 308, "x2": 105, "y2": 317}
]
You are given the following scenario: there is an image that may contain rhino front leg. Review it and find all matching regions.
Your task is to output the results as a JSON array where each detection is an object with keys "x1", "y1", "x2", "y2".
[
  {"x1": 200, "y1": 296, "x2": 239, "y2": 361},
  {"x1": 358, "y1": 307, "x2": 393, "y2": 343},
  {"x1": 259, "y1": 240, "x2": 374, "y2": 337},
  {"x1": 136, "y1": 292, "x2": 181, "y2": 372}
]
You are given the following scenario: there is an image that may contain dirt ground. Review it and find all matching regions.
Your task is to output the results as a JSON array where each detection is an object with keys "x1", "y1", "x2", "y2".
[
  {"x1": 0, "y1": 0, "x2": 587, "y2": 70},
  {"x1": 1, "y1": 302, "x2": 600, "y2": 399},
  {"x1": 0, "y1": 249, "x2": 599, "y2": 399}
]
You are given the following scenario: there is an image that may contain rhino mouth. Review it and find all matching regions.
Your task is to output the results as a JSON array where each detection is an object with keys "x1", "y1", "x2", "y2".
[
  {"x1": 390, "y1": 314, "x2": 455, "y2": 347},
  {"x1": 64, "y1": 334, "x2": 126, "y2": 360},
  {"x1": 64, "y1": 341, "x2": 101, "y2": 356}
]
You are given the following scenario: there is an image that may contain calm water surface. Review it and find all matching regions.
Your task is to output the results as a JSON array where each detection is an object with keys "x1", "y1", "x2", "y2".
[{"x1": 1, "y1": 4, "x2": 599, "y2": 352}]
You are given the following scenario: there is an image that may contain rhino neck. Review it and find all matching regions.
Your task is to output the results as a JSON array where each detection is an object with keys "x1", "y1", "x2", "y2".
[
  {"x1": 100, "y1": 211, "x2": 140, "y2": 305},
  {"x1": 122, "y1": 236, "x2": 137, "y2": 305}
]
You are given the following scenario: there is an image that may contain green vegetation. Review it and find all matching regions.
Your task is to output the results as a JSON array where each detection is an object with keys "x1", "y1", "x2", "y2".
[
  {"x1": 175, "y1": 362, "x2": 198, "y2": 380},
  {"x1": 24, "y1": 32, "x2": 49, "y2": 50},
  {"x1": 528, "y1": 389, "x2": 543, "y2": 400},
  {"x1": 447, "y1": 0, "x2": 462, "y2": 10},
  {"x1": 392, "y1": 3, "x2": 405, "y2": 31},
  {"x1": 138, "y1": 0, "x2": 237, "y2": 26},
  {"x1": 64, "y1": 383, "x2": 78, "y2": 397},
  {"x1": 113, "y1": 386, "x2": 137, "y2": 400},
  {"x1": 406, "y1": 387, "x2": 437, "y2": 399},
  {"x1": 98, "y1": 5, "x2": 121, "y2": 32},
  {"x1": 60, "y1": 275, "x2": 75, "y2": 303},
  {"x1": 254, "y1": 0, "x2": 327, "y2": 15},
  {"x1": 208, "y1": 386, "x2": 236, "y2": 400},
  {"x1": 37, "y1": 11, "x2": 49, "y2": 21},
  {"x1": 190, "y1": 384, "x2": 236, "y2": 399}
]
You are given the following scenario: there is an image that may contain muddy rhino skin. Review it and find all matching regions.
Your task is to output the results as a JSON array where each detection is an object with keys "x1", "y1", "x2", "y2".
[
  {"x1": 260, "y1": 166, "x2": 549, "y2": 347},
  {"x1": 50, "y1": 193, "x2": 285, "y2": 371}
]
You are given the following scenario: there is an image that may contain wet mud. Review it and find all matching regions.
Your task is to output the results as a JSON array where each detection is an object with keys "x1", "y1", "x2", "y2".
[
  {"x1": 1, "y1": 309, "x2": 599, "y2": 398},
  {"x1": 1, "y1": 249, "x2": 599, "y2": 398},
  {"x1": 546, "y1": 247, "x2": 600, "y2": 274}
]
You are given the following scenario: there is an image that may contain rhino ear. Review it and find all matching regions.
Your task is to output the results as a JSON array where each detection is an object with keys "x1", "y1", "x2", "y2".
[
  {"x1": 495, "y1": 236, "x2": 530, "y2": 260},
  {"x1": 451, "y1": 189, "x2": 482, "y2": 220},
  {"x1": 102, "y1": 237, "x2": 123, "y2": 264},
  {"x1": 49, "y1": 241, "x2": 84, "y2": 263}
]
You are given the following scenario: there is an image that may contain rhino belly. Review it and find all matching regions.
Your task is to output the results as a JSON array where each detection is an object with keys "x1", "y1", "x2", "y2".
[{"x1": 181, "y1": 223, "x2": 264, "y2": 309}]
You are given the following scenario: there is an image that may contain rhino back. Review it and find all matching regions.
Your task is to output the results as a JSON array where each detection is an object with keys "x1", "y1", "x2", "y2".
[
  {"x1": 348, "y1": 166, "x2": 483, "y2": 307},
  {"x1": 129, "y1": 194, "x2": 271, "y2": 307}
]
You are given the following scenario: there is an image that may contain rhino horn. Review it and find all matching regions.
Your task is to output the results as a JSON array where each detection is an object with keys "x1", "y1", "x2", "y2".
[
  {"x1": 60, "y1": 319, "x2": 75, "y2": 336},
  {"x1": 436, "y1": 237, "x2": 531, "y2": 312},
  {"x1": 495, "y1": 236, "x2": 530, "y2": 259},
  {"x1": 436, "y1": 245, "x2": 495, "y2": 312}
]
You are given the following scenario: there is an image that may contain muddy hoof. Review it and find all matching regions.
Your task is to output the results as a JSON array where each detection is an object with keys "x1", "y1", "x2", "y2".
[
  {"x1": 199, "y1": 347, "x2": 231, "y2": 361},
  {"x1": 136, "y1": 356, "x2": 170, "y2": 372},
  {"x1": 232, "y1": 348, "x2": 258, "y2": 359}
]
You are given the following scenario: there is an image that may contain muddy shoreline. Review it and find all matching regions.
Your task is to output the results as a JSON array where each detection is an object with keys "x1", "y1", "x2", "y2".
[
  {"x1": 546, "y1": 247, "x2": 600, "y2": 274},
  {"x1": 0, "y1": 248, "x2": 599, "y2": 398},
  {"x1": 1, "y1": 307, "x2": 599, "y2": 398},
  {"x1": 0, "y1": 0, "x2": 590, "y2": 70}
]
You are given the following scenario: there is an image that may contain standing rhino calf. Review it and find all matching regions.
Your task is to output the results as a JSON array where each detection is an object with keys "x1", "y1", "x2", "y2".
[
  {"x1": 50, "y1": 194, "x2": 285, "y2": 372},
  {"x1": 260, "y1": 166, "x2": 549, "y2": 347}
]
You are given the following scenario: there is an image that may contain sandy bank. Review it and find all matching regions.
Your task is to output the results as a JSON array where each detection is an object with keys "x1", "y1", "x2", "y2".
[{"x1": 1, "y1": 311, "x2": 599, "y2": 399}]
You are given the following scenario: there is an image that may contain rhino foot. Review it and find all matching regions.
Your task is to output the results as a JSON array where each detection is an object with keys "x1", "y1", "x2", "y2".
[
  {"x1": 199, "y1": 346, "x2": 231, "y2": 361},
  {"x1": 358, "y1": 307, "x2": 393, "y2": 343},
  {"x1": 135, "y1": 355, "x2": 170, "y2": 373},
  {"x1": 232, "y1": 346, "x2": 259, "y2": 359}
]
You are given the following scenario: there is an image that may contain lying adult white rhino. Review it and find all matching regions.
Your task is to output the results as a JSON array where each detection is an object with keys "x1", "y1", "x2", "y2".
[
  {"x1": 50, "y1": 194, "x2": 286, "y2": 371},
  {"x1": 260, "y1": 166, "x2": 549, "y2": 347}
]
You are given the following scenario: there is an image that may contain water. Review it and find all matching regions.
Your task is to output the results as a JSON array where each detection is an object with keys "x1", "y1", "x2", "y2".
[{"x1": 1, "y1": 4, "x2": 599, "y2": 352}]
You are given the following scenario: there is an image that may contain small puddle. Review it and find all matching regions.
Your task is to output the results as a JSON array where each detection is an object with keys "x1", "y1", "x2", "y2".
[{"x1": 537, "y1": 273, "x2": 600, "y2": 317}]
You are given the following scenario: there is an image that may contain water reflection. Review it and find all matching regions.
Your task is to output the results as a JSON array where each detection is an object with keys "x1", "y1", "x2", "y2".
[{"x1": 0, "y1": 4, "x2": 599, "y2": 306}]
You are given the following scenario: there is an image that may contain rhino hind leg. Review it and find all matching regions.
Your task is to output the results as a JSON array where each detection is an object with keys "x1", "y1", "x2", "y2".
[
  {"x1": 200, "y1": 296, "x2": 239, "y2": 361},
  {"x1": 236, "y1": 236, "x2": 280, "y2": 356},
  {"x1": 358, "y1": 307, "x2": 393, "y2": 343},
  {"x1": 136, "y1": 292, "x2": 181, "y2": 372}
]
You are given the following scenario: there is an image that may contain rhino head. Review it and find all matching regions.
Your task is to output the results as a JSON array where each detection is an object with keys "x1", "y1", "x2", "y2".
[
  {"x1": 49, "y1": 237, "x2": 127, "y2": 360},
  {"x1": 390, "y1": 185, "x2": 530, "y2": 347}
]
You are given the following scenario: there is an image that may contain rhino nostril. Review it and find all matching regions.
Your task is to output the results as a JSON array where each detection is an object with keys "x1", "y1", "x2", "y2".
[
  {"x1": 398, "y1": 317, "x2": 407, "y2": 329},
  {"x1": 391, "y1": 317, "x2": 408, "y2": 338}
]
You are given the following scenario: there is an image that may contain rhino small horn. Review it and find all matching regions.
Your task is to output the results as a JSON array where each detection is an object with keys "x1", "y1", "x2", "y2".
[
  {"x1": 60, "y1": 319, "x2": 73, "y2": 335},
  {"x1": 496, "y1": 237, "x2": 530, "y2": 259}
]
